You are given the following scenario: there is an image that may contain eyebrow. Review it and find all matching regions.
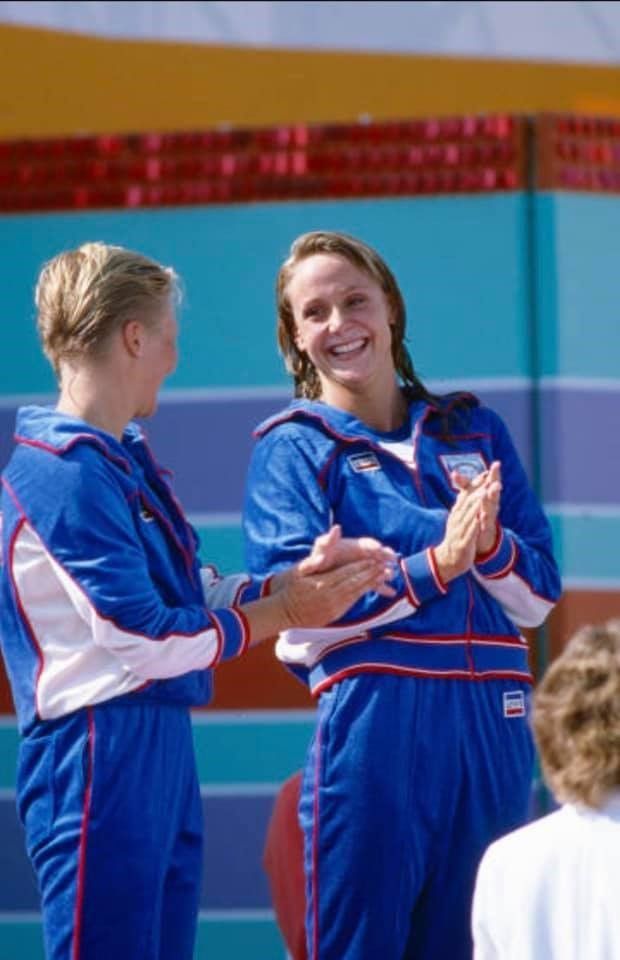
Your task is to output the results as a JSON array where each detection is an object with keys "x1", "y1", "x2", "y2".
[{"x1": 301, "y1": 283, "x2": 369, "y2": 302}]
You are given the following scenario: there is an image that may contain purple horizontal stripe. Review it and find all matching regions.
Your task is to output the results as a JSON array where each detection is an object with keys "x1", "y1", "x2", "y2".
[
  {"x1": 141, "y1": 396, "x2": 286, "y2": 513},
  {"x1": 0, "y1": 389, "x2": 532, "y2": 514},
  {"x1": 539, "y1": 386, "x2": 620, "y2": 504},
  {"x1": 203, "y1": 794, "x2": 273, "y2": 909},
  {"x1": 8, "y1": 386, "x2": 615, "y2": 507},
  {"x1": 0, "y1": 794, "x2": 275, "y2": 910},
  {"x1": 0, "y1": 784, "x2": 552, "y2": 913}
]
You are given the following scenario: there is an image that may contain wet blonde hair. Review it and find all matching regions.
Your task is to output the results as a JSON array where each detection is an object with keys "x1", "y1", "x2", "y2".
[
  {"x1": 35, "y1": 241, "x2": 178, "y2": 376},
  {"x1": 533, "y1": 619, "x2": 620, "y2": 808}
]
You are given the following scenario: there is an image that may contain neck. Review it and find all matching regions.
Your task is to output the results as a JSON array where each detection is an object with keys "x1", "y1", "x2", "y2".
[
  {"x1": 56, "y1": 367, "x2": 131, "y2": 440},
  {"x1": 321, "y1": 379, "x2": 407, "y2": 432}
]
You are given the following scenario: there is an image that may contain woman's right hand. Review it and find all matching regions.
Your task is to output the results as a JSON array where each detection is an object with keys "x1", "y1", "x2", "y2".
[
  {"x1": 278, "y1": 552, "x2": 393, "y2": 629},
  {"x1": 242, "y1": 527, "x2": 396, "y2": 646}
]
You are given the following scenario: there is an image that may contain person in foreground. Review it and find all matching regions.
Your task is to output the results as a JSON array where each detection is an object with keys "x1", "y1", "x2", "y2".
[
  {"x1": 242, "y1": 230, "x2": 562, "y2": 960},
  {"x1": 0, "y1": 241, "x2": 396, "y2": 960},
  {"x1": 472, "y1": 618, "x2": 620, "y2": 960}
]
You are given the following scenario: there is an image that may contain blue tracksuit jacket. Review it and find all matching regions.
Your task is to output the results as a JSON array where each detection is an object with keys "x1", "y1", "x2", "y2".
[
  {"x1": 0, "y1": 405, "x2": 266, "y2": 734},
  {"x1": 243, "y1": 396, "x2": 562, "y2": 694}
]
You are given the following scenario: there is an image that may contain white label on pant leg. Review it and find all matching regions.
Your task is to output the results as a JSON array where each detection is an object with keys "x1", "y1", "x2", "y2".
[{"x1": 503, "y1": 690, "x2": 525, "y2": 718}]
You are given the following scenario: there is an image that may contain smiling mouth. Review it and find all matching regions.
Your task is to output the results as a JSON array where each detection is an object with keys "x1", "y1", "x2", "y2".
[{"x1": 330, "y1": 338, "x2": 367, "y2": 357}]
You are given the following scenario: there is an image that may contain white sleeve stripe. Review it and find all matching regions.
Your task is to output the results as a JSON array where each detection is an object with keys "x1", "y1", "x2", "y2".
[
  {"x1": 472, "y1": 567, "x2": 555, "y2": 629},
  {"x1": 399, "y1": 558, "x2": 420, "y2": 607}
]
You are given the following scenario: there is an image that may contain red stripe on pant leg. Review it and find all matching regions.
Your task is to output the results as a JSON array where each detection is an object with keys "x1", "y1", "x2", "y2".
[
  {"x1": 72, "y1": 708, "x2": 95, "y2": 960},
  {"x1": 311, "y1": 722, "x2": 323, "y2": 960}
]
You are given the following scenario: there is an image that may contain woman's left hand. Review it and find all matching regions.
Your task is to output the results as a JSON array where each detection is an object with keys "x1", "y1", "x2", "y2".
[{"x1": 452, "y1": 460, "x2": 502, "y2": 556}]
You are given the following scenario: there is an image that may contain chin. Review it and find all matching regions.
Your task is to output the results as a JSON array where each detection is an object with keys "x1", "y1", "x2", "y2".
[{"x1": 135, "y1": 400, "x2": 158, "y2": 420}]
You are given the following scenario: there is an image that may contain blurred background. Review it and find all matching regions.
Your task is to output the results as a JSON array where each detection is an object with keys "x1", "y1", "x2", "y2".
[{"x1": 0, "y1": 2, "x2": 619, "y2": 956}]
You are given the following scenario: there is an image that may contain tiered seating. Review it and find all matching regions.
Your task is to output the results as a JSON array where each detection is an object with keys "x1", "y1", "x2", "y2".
[
  {"x1": 2, "y1": 112, "x2": 618, "y2": 213},
  {"x1": 0, "y1": 113, "x2": 526, "y2": 213},
  {"x1": 535, "y1": 113, "x2": 620, "y2": 191}
]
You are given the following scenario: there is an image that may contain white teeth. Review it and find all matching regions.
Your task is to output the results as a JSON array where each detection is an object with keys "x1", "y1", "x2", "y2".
[{"x1": 331, "y1": 339, "x2": 365, "y2": 355}]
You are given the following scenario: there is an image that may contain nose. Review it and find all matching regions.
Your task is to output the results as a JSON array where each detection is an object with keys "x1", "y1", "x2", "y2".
[{"x1": 327, "y1": 306, "x2": 345, "y2": 332}]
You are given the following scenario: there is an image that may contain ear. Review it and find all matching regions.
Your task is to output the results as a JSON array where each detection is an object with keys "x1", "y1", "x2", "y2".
[
  {"x1": 293, "y1": 325, "x2": 307, "y2": 353},
  {"x1": 122, "y1": 319, "x2": 145, "y2": 359}
]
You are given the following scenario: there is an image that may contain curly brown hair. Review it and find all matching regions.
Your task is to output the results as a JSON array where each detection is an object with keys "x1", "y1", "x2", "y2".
[{"x1": 533, "y1": 619, "x2": 620, "y2": 808}]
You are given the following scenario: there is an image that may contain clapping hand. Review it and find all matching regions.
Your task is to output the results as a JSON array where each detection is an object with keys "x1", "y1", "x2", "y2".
[
  {"x1": 298, "y1": 524, "x2": 398, "y2": 597},
  {"x1": 434, "y1": 461, "x2": 502, "y2": 583}
]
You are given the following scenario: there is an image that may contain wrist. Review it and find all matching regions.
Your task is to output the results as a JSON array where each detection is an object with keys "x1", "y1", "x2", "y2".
[
  {"x1": 267, "y1": 570, "x2": 287, "y2": 595},
  {"x1": 268, "y1": 590, "x2": 294, "y2": 631},
  {"x1": 432, "y1": 544, "x2": 463, "y2": 584},
  {"x1": 476, "y1": 522, "x2": 502, "y2": 563},
  {"x1": 240, "y1": 590, "x2": 295, "y2": 648}
]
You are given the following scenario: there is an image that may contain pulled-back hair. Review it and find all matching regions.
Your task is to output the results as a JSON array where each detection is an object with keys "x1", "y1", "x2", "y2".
[
  {"x1": 35, "y1": 241, "x2": 178, "y2": 376},
  {"x1": 275, "y1": 230, "x2": 475, "y2": 430},
  {"x1": 533, "y1": 619, "x2": 620, "y2": 808}
]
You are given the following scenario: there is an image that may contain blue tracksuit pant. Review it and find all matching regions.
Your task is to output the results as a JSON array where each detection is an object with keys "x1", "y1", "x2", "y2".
[
  {"x1": 16, "y1": 702, "x2": 203, "y2": 960},
  {"x1": 299, "y1": 673, "x2": 534, "y2": 960}
]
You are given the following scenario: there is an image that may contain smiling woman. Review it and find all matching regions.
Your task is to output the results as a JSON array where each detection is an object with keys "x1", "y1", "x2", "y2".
[
  {"x1": 243, "y1": 229, "x2": 562, "y2": 960},
  {"x1": 286, "y1": 252, "x2": 397, "y2": 430}
]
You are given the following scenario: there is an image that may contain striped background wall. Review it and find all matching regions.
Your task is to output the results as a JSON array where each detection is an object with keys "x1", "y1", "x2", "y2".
[
  {"x1": 1, "y1": 189, "x2": 618, "y2": 957},
  {"x1": 533, "y1": 192, "x2": 620, "y2": 660},
  {"x1": 1, "y1": 17, "x2": 619, "y2": 959},
  {"x1": 0, "y1": 191, "x2": 537, "y2": 958},
  {"x1": 0, "y1": 190, "x2": 540, "y2": 708}
]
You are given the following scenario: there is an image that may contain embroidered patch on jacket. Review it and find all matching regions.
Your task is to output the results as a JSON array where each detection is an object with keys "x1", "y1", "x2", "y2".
[
  {"x1": 440, "y1": 452, "x2": 487, "y2": 488},
  {"x1": 503, "y1": 690, "x2": 526, "y2": 718},
  {"x1": 347, "y1": 452, "x2": 381, "y2": 473}
]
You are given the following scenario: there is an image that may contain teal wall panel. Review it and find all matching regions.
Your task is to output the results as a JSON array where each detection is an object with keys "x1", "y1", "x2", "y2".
[
  {"x1": 0, "y1": 194, "x2": 531, "y2": 396},
  {"x1": 548, "y1": 511, "x2": 620, "y2": 587},
  {"x1": 194, "y1": 522, "x2": 245, "y2": 574},
  {"x1": 0, "y1": 915, "x2": 287, "y2": 960},
  {"x1": 195, "y1": 514, "x2": 620, "y2": 589},
  {"x1": 535, "y1": 193, "x2": 620, "y2": 377}
]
